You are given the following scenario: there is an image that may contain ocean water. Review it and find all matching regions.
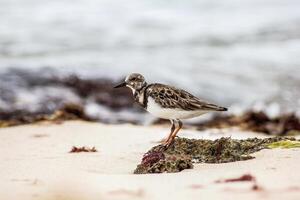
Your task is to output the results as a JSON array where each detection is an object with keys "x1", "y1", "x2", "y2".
[{"x1": 0, "y1": 0, "x2": 300, "y2": 118}]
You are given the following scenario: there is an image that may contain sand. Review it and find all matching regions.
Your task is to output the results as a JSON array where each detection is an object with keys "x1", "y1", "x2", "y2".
[{"x1": 0, "y1": 121, "x2": 299, "y2": 200}]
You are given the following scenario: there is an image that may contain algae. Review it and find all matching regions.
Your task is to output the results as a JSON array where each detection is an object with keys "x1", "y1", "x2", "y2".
[
  {"x1": 215, "y1": 174, "x2": 255, "y2": 183},
  {"x1": 134, "y1": 152, "x2": 192, "y2": 174},
  {"x1": 0, "y1": 104, "x2": 92, "y2": 128},
  {"x1": 134, "y1": 137, "x2": 298, "y2": 174},
  {"x1": 69, "y1": 146, "x2": 98, "y2": 153},
  {"x1": 192, "y1": 111, "x2": 300, "y2": 136},
  {"x1": 268, "y1": 140, "x2": 300, "y2": 149}
]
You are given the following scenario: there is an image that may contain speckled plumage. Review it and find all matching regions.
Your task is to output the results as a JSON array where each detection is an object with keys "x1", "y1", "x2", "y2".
[
  {"x1": 114, "y1": 73, "x2": 228, "y2": 147},
  {"x1": 144, "y1": 83, "x2": 227, "y2": 111}
]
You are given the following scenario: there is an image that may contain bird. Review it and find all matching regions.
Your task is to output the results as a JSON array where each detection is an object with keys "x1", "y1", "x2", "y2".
[{"x1": 114, "y1": 73, "x2": 227, "y2": 147}]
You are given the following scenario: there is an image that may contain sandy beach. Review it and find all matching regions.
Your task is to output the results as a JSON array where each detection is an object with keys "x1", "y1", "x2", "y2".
[
  {"x1": 0, "y1": 121, "x2": 299, "y2": 200},
  {"x1": 1, "y1": 0, "x2": 300, "y2": 199}
]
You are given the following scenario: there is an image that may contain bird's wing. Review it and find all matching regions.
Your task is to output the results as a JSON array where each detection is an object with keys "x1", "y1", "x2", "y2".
[{"x1": 148, "y1": 84, "x2": 227, "y2": 111}]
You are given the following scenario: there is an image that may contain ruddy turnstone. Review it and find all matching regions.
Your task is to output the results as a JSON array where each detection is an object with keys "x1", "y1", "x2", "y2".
[{"x1": 114, "y1": 73, "x2": 227, "y2": 147}]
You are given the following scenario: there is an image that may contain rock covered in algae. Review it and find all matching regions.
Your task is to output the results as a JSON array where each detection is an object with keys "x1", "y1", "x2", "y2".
[
  {"x1": 134, "y1": 137, "x2": 298, "y2": 174},
  {"x1": 134, "y1": 151, "x2": 193, "y2": 174}
]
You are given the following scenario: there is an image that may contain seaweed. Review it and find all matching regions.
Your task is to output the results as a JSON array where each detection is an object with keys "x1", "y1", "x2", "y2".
[
  {"x1": 134, "y1": 152, "x2": 192, "y2": 174},
  {"x1": 154, "y1": 111, "x2": 300, "y2": 136},
  {"x1": 69, "y1": 146, "x2": 97, "y2": 153},
  {"x1": 0, "y1": 104, "x2": 92, "y2": 128},
  {"x1": 215, "y1": 174, "x2": 255, "y2": 183},
  {"x1": 267, "y1": 140, "x2": 300, "y2": 149},
  {"x1": 134, "y1": 137, "x2": 298, "y2": 174},
  {"x1": 194, "y1": 111, "x2": 300, "y2": 136},
  {"x1": 215, "y1": 174, "x2": 264, "y2": 191}
]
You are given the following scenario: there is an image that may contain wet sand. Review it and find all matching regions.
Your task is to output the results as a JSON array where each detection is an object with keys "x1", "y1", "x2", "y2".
[{"x1": 0, "y1": 121, "x2": 299, "y2": 200}]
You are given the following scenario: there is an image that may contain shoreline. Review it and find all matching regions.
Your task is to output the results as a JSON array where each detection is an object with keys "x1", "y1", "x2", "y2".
[
  {"x1": 1, "y1": 104, "x2": 299, "y2": 137},
  {"x1": 1, "y1": 68, "x2": 300, "y2": 128}
]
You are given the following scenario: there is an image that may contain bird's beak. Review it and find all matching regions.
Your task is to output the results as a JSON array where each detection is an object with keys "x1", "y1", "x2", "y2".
[{"x1": 114, "y1": 82, "x2": 126, "y2": 88}]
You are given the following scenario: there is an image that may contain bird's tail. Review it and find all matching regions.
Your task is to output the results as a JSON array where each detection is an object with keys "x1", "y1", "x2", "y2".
[{"x1": 217, "y1": 106, "x2": 228, "y2": 111}]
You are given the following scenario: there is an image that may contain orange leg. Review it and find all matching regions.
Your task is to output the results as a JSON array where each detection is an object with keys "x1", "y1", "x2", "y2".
[
  {"x1": 165, "y1": 120, "x2": 182, "y2": 147},
  {"x1": 162, "y1": 120, "x2": 176, "y2": 145}
]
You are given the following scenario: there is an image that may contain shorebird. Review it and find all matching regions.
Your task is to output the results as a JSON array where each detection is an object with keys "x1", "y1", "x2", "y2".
[{"x1": 114, "y1": 73, "x2": 227, "y2": 147}]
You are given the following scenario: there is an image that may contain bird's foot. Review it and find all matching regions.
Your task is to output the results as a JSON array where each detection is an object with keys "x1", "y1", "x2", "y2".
[{"x1": 162, "y1": 137, "x2": 175, "y2": 149}]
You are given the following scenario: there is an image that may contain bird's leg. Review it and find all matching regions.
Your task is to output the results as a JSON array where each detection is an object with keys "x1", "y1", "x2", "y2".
[
  {"x1": 162, "y1": 120, "x2": 176, "y2": 145},
  {"x1": 165, "y1": 119, "x2": 182, "y2": 147}
]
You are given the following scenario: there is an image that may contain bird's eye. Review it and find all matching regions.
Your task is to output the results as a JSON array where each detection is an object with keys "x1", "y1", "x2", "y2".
[{"x1": 131, "y1": 78, "x2": 136, "y2": 81}]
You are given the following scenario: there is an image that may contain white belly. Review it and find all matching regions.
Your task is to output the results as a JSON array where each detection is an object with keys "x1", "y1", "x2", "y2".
[{"x1": 146, "y1": 97, "x2": 208, "y2": 119}]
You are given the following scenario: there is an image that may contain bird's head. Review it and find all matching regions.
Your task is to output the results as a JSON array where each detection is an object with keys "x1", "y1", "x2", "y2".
[{"x1": 114, "y1": 73, "x2": 147, "y2": 92}]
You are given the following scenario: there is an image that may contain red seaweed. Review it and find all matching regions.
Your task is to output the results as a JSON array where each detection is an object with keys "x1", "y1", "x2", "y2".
[
  {"x1": 215, "y1": 174, "x2": 256, "y2": 183},
  {"x1": 69, "y1": 146, "x2": 97, "y2": 153}
]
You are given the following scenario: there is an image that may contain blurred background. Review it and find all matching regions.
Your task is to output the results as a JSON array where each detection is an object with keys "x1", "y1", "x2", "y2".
[{"x1": 0, "y1": 0, "x2": 300, "y2": 124}]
